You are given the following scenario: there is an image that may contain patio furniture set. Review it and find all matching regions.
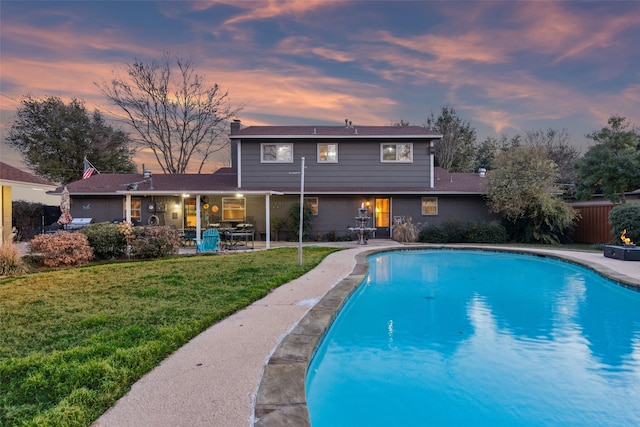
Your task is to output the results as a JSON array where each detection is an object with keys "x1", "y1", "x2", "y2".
[{"x1": 194, "y1": 223, "x2": 255, "y2": 253}]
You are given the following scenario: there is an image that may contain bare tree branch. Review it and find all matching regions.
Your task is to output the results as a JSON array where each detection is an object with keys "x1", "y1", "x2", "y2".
[{"x1": 97, "y1": 53, "x2": 242, "y2": 173}]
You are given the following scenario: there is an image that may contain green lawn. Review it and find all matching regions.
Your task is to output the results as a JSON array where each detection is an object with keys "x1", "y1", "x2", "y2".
[{"x1": 0, "y1": 247, "x2": 340, "y2": 427}]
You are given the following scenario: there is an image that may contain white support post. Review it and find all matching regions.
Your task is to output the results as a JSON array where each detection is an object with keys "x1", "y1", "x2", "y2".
[
  {"x1": 196, "y1": 195, "x2": 201, "y2": 242},
  {"x1": 125, "y1": 194, "x2": 132, "y2": 223},
  {"x1": 265, "y1": 194, "x2": 271, "y2": 249}
]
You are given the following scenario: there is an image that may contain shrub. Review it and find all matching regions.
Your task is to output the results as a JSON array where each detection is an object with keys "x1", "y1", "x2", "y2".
[
  {"x1": 270, "y1": 217, "x2": 288, "y2": 241},
  {"x1": 609, "y1": 204, "x2": 640, "y2": 244},
  {"x1": 466, "y1": 222, "x2": 509, "y2": 243},
  {"x1": 418, "y1": 224, "x2": 449, "y2": 243},
  {"x1": 392, "y1": 217, "x2": 419, "y2": 243},
  {"x1": 0, "y1": 244, "x2": 29, "y2": 276},
  {"x1": 29, "y1": 232, "x2": 93, "y2": 267},
  {"x1": 81, "y1": 222, "x2": 127, "y2": 260},
  {"x1": 326, "y1": 230, "x2": 353, "y2": 242},
  {"x1": 441, "y1": 220, "x2": 469, "y2": 242},
  {"x1": 130, "y1": 226, "x2": 180, "y2": 258},
  {"x1": 418, "y1": 221, "x2": 508, "y2": 244},
  {"x1": 288, "y1": 202, "x2": 313, "y2": 241}
]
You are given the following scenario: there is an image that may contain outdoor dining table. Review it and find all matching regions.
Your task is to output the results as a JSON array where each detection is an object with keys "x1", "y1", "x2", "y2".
[{"x1": 220, "y1": 227, "x2": 255, "y2": 250}]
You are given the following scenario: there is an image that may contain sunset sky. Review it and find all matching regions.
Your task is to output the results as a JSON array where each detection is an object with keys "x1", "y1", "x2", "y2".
[{"x1": 1, "y1": 0, "x2": 639, "y2": 174}]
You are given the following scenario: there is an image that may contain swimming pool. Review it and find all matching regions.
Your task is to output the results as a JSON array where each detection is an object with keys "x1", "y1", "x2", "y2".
[{"x1": 306, "y1": 249, "x2": 640, "y2": 426}]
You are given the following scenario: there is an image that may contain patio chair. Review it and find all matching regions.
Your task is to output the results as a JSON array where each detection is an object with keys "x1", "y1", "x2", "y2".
[{"x1": 195, "y1": 228, "x2": 221, "y2": 253}]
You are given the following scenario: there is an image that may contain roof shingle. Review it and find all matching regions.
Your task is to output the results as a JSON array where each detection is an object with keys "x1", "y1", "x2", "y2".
[
  {"x1": 231, "y1": 125, "x2": 441, "y2": 138},
  {"x1": 52, "y1": 168, "x2": 239, "y2": 194},
  {"x1": 0, "y1": 162, "x2": 57, "y2": 186}
]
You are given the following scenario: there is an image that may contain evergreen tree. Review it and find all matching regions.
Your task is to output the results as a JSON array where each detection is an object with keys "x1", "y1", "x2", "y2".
[{"x1": 6, "y1": 96, "x2": 136, "y2": 183}]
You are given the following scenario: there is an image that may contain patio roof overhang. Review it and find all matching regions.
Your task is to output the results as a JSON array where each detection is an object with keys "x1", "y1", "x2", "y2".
[
  {"x1": 115, "y1": 190, "x2": 284, "y2": 196},
  {"x1": 119, "y1": 189, "x2": 283, "y2": 250}
]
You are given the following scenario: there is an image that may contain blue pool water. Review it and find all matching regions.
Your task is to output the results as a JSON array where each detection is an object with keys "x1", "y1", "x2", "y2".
[{"x1": 306, "y1": 250, "x2": 640, "y2": 426}]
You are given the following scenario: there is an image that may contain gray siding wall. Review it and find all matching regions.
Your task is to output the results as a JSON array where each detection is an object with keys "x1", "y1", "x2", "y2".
[
  {"x1": 70, "y1": 197, "x2": 123, "y2": 224},
  {"x1": 75, "y1": 193, "x2": 496, "y2": 241},
  {"x1": 239, "y1": 138, "x2": 432, "y2": 189},
  {"x1": 250, "y1": 194, "x2": 498, "y2": 241},
  {"x1": 391, "y1": 195, "x2": 499, "y2": 227},
  {"x1": 70, "y1": 196, "x2": 185, "y2": 229}
]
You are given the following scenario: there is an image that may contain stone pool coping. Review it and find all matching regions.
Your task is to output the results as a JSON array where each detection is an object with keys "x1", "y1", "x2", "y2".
[{"x1": 253, "y1": 245, "x2": 640, "y2": 426}]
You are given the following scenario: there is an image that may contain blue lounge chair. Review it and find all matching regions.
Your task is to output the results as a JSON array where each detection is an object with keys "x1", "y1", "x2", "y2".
[{"x1": 195, "y1": 228, "x2": 221, "y2": 253}]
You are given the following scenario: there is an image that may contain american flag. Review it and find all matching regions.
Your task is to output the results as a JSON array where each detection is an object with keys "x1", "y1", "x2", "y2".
[{"x1": 82, "y1": 157, "x2": 96, "y2": 179}]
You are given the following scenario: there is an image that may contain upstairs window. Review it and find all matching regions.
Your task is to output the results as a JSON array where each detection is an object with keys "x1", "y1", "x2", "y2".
[
  {"x1": 317, "y1": 143, "x2": 338, "y2": 163},
  {"x1": 261, "y1": 143, "x2": 293, "y2": 163},
  {"x1": 381, "y1": 143, "x2": 413, "y2": 162}
]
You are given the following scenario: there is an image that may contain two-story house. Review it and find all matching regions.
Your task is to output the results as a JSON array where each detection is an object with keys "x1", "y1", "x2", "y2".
[
  {"x1": 50, "y1": 120, "x2": 496, "y2": 245},
  {"x1": 230, "y1": 120, "x2": 494, "y2": 239}
]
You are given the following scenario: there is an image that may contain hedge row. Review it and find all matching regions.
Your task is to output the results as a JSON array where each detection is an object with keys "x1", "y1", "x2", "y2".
[
  {"x1": 27, "y1": 223, "x2": 180, "y2": 268},
  {"x1": 418, "y1": 220, "x2": 509, "y2": 244}
]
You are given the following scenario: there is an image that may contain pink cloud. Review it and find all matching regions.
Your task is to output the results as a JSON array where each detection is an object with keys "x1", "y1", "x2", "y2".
[
  {"x1": 276, "y1": 37, "x2": 355, "y2": 62},
  {"x1": 372, "y1": 30, "x2": 510, "y2": 64},
  {"x1": 200, "y1": 65, "x2": 397, "y2": 125},
  {"x1": 1, "y1": 21, "x2": 157, "y2": 59},
  {"x1": 208, "y1": 0, "x2": 338, "y2": 26}
]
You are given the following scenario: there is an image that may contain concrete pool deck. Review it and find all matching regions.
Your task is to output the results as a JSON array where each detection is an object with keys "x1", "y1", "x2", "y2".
[{"x1": 93, "y1": 242, "x2": 639, "y2": 427}]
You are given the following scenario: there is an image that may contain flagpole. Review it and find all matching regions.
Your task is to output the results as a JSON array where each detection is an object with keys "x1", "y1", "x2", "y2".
[
  {"x1": 83, "y1": 156, "x2": 100, "y2": 179},
  {"x1": 85, "y1": 157, "x2": 100, "y2": 174}
]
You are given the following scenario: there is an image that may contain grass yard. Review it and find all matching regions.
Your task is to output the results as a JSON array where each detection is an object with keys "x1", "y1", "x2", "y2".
[{"x1": 0, "y1": 246, "x2": 340, "y2": 427}]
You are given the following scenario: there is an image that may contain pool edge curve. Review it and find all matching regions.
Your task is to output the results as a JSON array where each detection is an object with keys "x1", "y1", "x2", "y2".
[{"x1": 253, "y1": 245, "x2": 640, "y2": 426}]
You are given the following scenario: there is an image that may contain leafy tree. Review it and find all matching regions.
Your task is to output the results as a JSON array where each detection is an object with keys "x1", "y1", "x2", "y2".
[
  {"x1": 576, "y1": 115, "x2": 640, "y2": 203},
  {"x1": 471, "y1": 134, "x2": 521, "y2": 172},
  {"x1": 523, "y1": 128, "x2": 579, "y2": 186},
  {"x1": 98, "y1": 53, "x2": 242, "y2": 174},
  {"x1": 486, "y1": 146, "x2": 578, "y2": 244},
  {"x1": 472, "y1": 136, "x2": 499, "y2": 171},
  {"x1": 5, "y1": 96, "x2": 136, "y2": 184},
  {"x1": 425, "y1": 106, "x2": 476, "y2": 172}
]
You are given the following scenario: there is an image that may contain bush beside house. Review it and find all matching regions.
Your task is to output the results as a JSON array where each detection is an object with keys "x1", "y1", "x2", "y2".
[
  {"x1": 418, "y1": 220, "x2": 508, "y2": 244},
  {"x1": 129, "y1": 226, "x2": 181, "y2": 258},
  {"x1": 29, "y1": 232, "x2": 94, "y2": 267},
  {"x1": 81, "y1": 222, "x2": 127, "y2": 260},
  {"x1": 608, "y1": 204, "x2": 640, "y2": 244}
]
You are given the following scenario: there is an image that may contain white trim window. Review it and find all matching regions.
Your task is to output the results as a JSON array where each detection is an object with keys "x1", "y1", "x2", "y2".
[
  {"x1": 222, "y1": 197, "x2": 246, "y2": 221},
  {"x1": 422, "y1": 197, "x2": 438, "y2": 215},
  {"x1": 381, "y1": 143, "x2": 413, "y2": 162},
  {"x1": 317, "y1": 143, "x2": 338, "y2": 163},
  {"x1": 261, "y1": 143, "x2": 293, "y2": 163}
]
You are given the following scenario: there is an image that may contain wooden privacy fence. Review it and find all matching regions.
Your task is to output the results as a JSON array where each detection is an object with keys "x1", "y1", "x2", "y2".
[{"x1": 571, "y1": 203, "x2": 616, "y2": 244}]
